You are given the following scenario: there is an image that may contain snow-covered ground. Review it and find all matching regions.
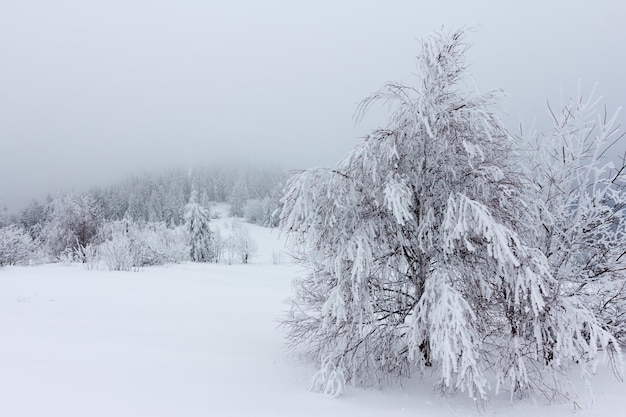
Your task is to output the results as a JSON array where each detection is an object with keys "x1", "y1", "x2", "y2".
[{"x1": 0, "y1": 223, "x2": 624, "y2": 416}]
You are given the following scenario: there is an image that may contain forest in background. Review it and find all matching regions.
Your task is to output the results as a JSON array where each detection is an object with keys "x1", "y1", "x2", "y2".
[{"x1": 0, "y1": 163, "x2": 286, "y2": 269}]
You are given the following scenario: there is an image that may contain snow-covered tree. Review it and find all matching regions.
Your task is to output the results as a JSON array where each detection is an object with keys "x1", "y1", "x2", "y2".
[
  {"x1": 185, "y1": 190, "x2": 215, "y2": 262},
  {"x1": 0, "y1": 224, "x2": 39, "y2": 266},
  {"x1": 229, "y1": 173, "x2": 249, "y2": 217},
  {"x1": 522, "y1": 85, "x2": 626, "y2": 345},
  {"x1": 244, "y1": 197, "x2": 281, "y2": 227},
  {"x1": 280, "y1": 29, "x2": 622, "y2": 400},
  {"x1": 200, "y1": 189, "x2": 211, "y2": 210},
  {"x1": 243, "y1": 173, "x2": 285, "y2": 227},
  {"x1": 211, "y1": 227, "x2": 225, "y2": 263},
  {"x1": 231, "y1": 221, "x2": 257, "y2": 264},
  {"x1": 19, "y1": 199, "x2": 46, "y2": 238},
  {"x1": 0, "y1": 205, "x2": 9, "y2": 228},
  {"x1": 41, "y1": 192, "x2": 102, "y2": 258}
]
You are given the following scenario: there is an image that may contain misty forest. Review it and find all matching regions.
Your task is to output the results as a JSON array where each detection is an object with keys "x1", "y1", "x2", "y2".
[
  {"x1": 1, "y1": 28, "x2": 626, "y2": 416},
  {"x1": 1, "y1": 163, "x2": 283, "y2": 268}
]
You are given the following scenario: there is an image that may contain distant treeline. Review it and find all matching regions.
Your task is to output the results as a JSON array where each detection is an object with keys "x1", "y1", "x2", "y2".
[
  {"x1": 10, "y1": 163, "x2": 285, "y2": 232},
  {"x1": 1, "y1": 163, "x2": 287, "y2": 268},
  {"x1": 0, "y1": 164, "x2": 286, "y2": 265}
]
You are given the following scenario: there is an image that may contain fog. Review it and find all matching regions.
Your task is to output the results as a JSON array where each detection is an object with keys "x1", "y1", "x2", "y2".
[{"x1": 1, "y1": 0, "x2": 625, "y2": 211}]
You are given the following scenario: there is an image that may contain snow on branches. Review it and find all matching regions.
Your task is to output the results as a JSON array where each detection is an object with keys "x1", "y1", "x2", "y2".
[
  {"x1": 185, "y1": 190, "x2": 216, "y2": 263},
  {"x1": 280, "y1": 28, "x2": 623, "y2": 401},
  {"x1": 523, "y1": 84, "x2": 626, "y2": 346}
]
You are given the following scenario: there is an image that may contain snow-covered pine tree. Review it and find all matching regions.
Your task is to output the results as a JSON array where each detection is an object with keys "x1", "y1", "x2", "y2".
[
  {"x1": 200, "y1": 189, "x2": 211, "y2": 211},
  {"x1": 229, "y1": 173, "x2": 249, "y2": 217},
  {"x1": 185, "y1": 190, "x2": 215, "y2": 263},
  {"x1": 523, "y1": 85, "x2": 626, "y2": 345},
  {"x1": 280, "y1": 28, "x2": 622, "y2": 400}
]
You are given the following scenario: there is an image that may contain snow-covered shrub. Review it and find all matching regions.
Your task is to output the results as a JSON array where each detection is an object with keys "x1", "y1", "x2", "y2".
[
  {"x1": 139, "y1": 222, "x2": 189, "y2": 265},
  {"x1": 74, "y1": 243, "x2": 99, "y2": 270},
  {"x1": 98, "y1": 235, "x2": 137, "y2": 271},
  {"x1": 0, "y1": 225, "x2": 39, "y2": 266},
  {"x1": 96, "y1": 219, "x2": 142, "y2": 270},
  {"x1": 280, "y1": 28, "x2": 622, "y2": 401},
  {"x1": 96, "y1": 219, "x2": 189, "y2": 270},
  {"x1": 58, "y1": 247, "x2": 76, "y2": 266}
]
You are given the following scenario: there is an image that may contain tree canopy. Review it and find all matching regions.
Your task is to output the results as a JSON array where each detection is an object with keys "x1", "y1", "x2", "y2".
[{"x1": 280, "y1": 28, "x2": 625, "y2": 401}]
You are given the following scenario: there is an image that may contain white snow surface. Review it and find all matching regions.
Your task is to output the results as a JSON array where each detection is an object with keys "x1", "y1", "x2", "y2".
[{"x1": 0, "y1": 222, "x2": 624, "y2": 416}]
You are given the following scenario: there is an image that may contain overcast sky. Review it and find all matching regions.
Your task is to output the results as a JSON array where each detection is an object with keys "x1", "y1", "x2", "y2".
[{"x1": 1, "y1": 0, "x2": 625, "y2": 211}]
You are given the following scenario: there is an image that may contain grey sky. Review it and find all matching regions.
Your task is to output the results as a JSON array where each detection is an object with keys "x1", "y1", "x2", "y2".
[{"x1": 1, "y1": 1, "x2": 625, "y2": 211}]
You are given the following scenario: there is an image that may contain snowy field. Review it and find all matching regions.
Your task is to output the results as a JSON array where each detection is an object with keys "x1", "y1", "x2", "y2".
[{"x1": 0, "y1": 223, "x2": 624, "y2": 416}]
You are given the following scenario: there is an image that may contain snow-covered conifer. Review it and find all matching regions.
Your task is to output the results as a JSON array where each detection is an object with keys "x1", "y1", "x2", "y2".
[
  {"x1": 280, "y1": 28, "x2": 622, "y2": 400},
  {"x1": 185, "y1": 190, "x2": 215, "y2": 262},
  {"x1": 229, "y1": 173, "x2": 249, "y2": 217},
  {"x1": 200, "y1": 189, "x2": 211, "y2": 210}
]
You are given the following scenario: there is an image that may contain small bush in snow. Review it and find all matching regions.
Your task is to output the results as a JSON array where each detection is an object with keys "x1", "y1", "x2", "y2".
[
  {"x1": 98, "y1": 236, "x2": 137, "y2": 271},
  {"x1": 74, "y1": 243, "x2": 99, "y2": 270},
  {"x1": 140, "y1": 222, "x2": 189, "y2": 265},
  {"x1": 95, "y1": 219, "x2": 189, "y2": 270}
]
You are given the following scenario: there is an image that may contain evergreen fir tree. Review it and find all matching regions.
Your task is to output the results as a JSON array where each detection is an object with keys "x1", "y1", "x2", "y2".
[
  {"x1": 229, "y1": 173, "x2": 249, "y2": 217},
  {"x1": 185, "y1": 190, "x2": 215, "y2": 262}
]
